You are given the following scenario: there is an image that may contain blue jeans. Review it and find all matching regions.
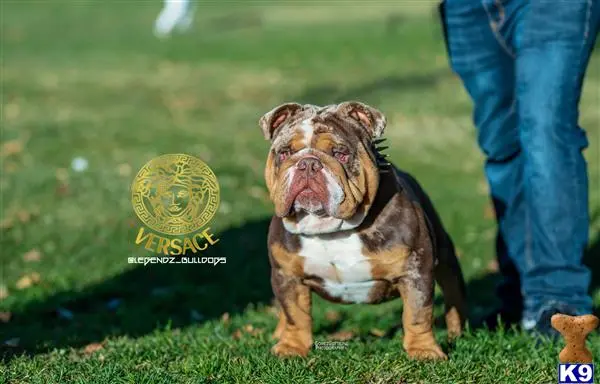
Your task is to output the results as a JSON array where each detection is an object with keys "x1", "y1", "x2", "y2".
[{"x1": 441, "y1": 0, "x2": 600, "y2": 321}]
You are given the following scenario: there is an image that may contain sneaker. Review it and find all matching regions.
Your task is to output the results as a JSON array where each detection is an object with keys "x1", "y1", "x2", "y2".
[
  {"x1": 153, "y1": 0, "x2": 194, "y2": 38},
  {"x1": 521, "y1": 301, "x2": 579, "y2": 340}
]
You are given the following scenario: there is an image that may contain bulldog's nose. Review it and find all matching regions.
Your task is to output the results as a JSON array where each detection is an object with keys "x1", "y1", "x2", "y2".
[{"x1": 296, "y1": 157, "x2": 323, "y2": 176}]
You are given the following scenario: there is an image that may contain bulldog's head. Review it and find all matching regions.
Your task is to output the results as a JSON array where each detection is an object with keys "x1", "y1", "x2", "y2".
[{"x1": 259, "y1": 101, "x2": 387, "y2": 235}]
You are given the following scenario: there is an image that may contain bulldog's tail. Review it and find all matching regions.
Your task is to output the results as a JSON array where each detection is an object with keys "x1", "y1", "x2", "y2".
[{"x1": 434, "y1": 233, "x2": 468, "y2": 339}]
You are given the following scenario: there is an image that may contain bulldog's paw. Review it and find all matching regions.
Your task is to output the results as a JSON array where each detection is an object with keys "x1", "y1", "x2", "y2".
[
  {"x1": 271, "y1": 341, "x2": 310, "y2": 358},
  {"x1": 406, "y1": 345, "x2": 448, "y2": 360}
]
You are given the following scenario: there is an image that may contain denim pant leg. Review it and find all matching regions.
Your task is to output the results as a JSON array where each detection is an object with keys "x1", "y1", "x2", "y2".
[
  {"x1": 442, "y1": 0, "x2": 525, "y2": 315},
  {"x1": 514, "y1": 0, "x2": 600, "y2": 318}
]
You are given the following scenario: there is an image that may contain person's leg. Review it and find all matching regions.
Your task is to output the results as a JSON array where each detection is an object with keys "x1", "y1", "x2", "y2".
[
  {"x1": 513, "y1": 0, "x2": 600, "y2": 330},
  {"x1": 441, "y1": 0, "x2": 524, "y2": 324}
]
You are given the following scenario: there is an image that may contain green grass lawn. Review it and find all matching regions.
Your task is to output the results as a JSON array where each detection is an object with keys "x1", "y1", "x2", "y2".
[{"x1": 2, "y1": 1, "x2": 599, "y2": 383}]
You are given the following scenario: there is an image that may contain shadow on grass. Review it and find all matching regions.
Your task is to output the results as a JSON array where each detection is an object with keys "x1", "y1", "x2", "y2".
[
  {"x1": 293, "y1": 70, "x2": 450, "y2": 106},
  {"x1": 1, "y1": 218, "x2": 274, "y2": 362},
  {"x1": 454, "y1": 227, "x2": 600, "y2": 330},
  {"x1": 3, "y1": 214, "x2": 598, "y2": 361}
]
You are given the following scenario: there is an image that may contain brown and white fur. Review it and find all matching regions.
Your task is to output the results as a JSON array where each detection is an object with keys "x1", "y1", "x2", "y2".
[{"x1": 260, "y1": 101, "x2": 467, "y2": 360}]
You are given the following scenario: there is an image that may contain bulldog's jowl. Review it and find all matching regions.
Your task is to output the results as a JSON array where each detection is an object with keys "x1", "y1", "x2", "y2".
[{"x1": 260, "y1": 101, "x2": 467, "y2": 360}]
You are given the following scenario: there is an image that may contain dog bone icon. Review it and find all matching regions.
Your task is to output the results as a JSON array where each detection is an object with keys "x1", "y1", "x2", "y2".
[{"x1": 551, "y1": 313, "x2": 599, "y2": 363}]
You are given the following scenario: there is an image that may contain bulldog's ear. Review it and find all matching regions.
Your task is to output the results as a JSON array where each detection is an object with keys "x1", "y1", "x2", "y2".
[
  {"x1": 337, "y1": 101, "x2": 387, "y2": 139},
  {"x1": 259, "y1": 102, "x2": 303, "y2": 140}
]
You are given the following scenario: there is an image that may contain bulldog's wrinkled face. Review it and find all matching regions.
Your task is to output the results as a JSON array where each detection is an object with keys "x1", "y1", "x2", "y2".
[{"x1": 259, "y1": 101, "x2": 387, "y2": 234}]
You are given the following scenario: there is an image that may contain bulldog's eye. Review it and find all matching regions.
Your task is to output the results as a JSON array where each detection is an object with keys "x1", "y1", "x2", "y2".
[
  {"x1": 278, "y1": 149, "x2": 291, "y2": 162},
  {"x1": 333, "y1": 151, "x2": 349, "y2": 164}
]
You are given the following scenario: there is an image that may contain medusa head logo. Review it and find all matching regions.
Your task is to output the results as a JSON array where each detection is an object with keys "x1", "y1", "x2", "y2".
[{"x1": 131, "y1": 154, "x2": 220, "y2": 235}]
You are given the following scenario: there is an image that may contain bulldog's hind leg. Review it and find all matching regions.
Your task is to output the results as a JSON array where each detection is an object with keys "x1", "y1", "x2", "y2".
[
  {"x1": 398, "y1": 267, "x2": 447, "y2": 360},
  {"x1": 272, "y1": 308, "x2": 287, "y2": 340},
  {"x1": 434, "y1": 234, "x2": 467, "y2": 339}
]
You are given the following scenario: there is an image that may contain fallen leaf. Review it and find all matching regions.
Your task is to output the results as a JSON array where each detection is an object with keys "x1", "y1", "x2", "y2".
[
  {"x1": 23, "y1": 249, "x2": 42, "y2": 262},
  {"x1": 486, "y1": 259, "x2": 499, "y2": 273},
  {"x1": 0, "y1": 285, "x2": 8, "y2": 300},
  {"x1": 327, "y1": 330, "x2": 355, "y2": 341},
  {"x1": 221, "y1": 312, "x2": 230, "y2": 324},
  {"x1": 241, "y1": 324, "x2": 264, "y2": 336},
  {"x1": 15, "y1": 272, "x2": 41, "y2": 289},
  {"x1": 4, "y1": 337, "x2": 20, "y2": 347},
  {"x1": 17, "y1": 210, "x2": 31, "y2": 223},
  {"x1": 0, "y1": 312, "x2": 12, "y2": 323},
  {"x1": 15, "y1": 275, "x2": 33, "y2": 289},
  {"x1": 1, "y1": 140, "x2": 23, "y2": 157},
  {"x1": 325, "y1": 310, "x2": 342, "y2": 323},
  {"x1": 232, "y1": 329, "x2": 243, "y2": 340},
  {"x1": 83, "y1": 342, "x2": 104, "y2": 354},
  {"x1": 369, "y1": 328, "x2": 386, "y2": 337}
]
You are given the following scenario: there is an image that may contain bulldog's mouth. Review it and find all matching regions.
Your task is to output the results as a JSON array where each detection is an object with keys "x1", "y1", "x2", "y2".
[
  {"x1": 275, "y1": 155, "x2": 346, "y2": 218},
  {"x1": 283, "y1": 177, "x2": 330, "y2": 217},
  {"x1": 294, "y1": 189, "x2": 327, "y2": 214}
]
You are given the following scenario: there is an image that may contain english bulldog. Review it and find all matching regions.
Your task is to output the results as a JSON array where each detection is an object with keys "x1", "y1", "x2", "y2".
[{"x1": 259, "y1": 101, "x2": 467, "y2": 360}]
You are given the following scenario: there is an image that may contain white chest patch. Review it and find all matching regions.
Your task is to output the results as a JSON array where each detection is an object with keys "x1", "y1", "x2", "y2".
[{"x1": 299, "y1": 232, "x2": 375, "y2": 303}]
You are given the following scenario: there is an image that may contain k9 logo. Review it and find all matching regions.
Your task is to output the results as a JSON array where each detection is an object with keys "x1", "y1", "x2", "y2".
[{"x1": 558, "y1": 364, "x2": 594, "y2": 384}]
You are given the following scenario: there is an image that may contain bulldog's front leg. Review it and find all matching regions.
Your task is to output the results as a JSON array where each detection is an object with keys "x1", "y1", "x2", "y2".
[
  {"x1": 398, "y1": 270, "x2": 447, "y2": 360},
  {"x1": 270, "y1": 269, "x2": 313, "y2": 357}
]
